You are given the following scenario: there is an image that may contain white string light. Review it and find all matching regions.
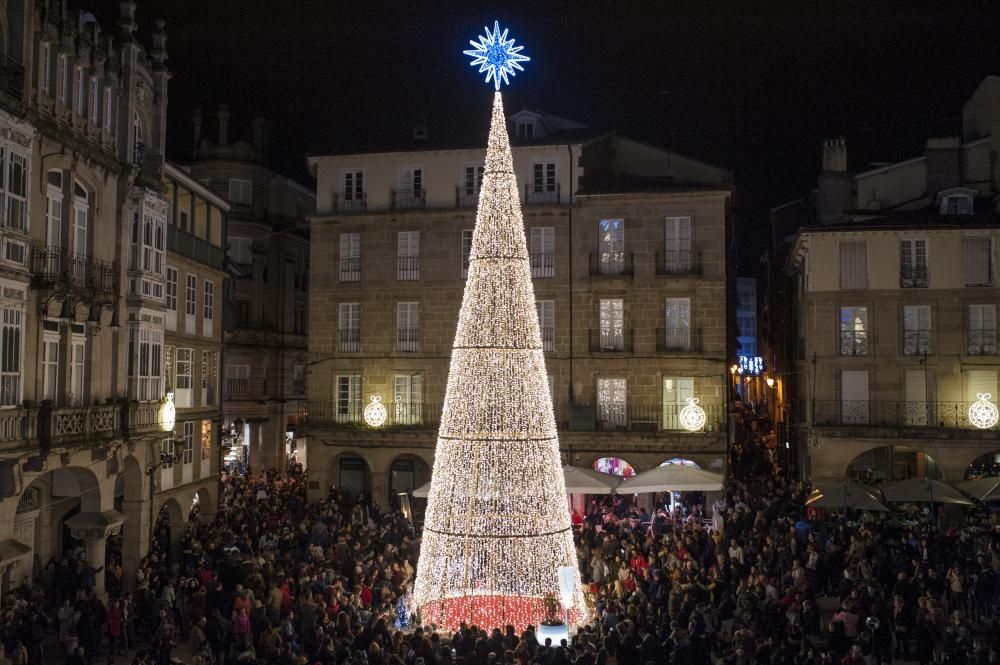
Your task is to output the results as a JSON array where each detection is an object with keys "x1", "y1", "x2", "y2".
[
  {"x1": 413, "y1": 92, "x2": 588, "y2": 632},
  {"x1": 364, "y1": 395, "x2": 387, "y2": 427},
  {"x1": 968, "y1": 393, "x2": 999, "y2": 430}
]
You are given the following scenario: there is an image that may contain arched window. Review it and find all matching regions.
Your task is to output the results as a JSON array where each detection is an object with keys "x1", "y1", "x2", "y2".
[
  {"x1": 133, "y1": 113, "x2": 143, "y2": 165},
  {"x1": 72, "y1": 183, "x2": 89, "y2": 270}
]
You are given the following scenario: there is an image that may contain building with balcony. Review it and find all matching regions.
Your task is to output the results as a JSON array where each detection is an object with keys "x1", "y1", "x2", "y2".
[
  {"x1": 304, "y1": 108, "x2": 735, "y2": 504},
  {"x1": 182, "y1": 107, "x2": 313, "y2": 472},
  {"x1": 0, "y1": 0, "x2": 223, "y2": 598},
  {"x1": 775, "y1": 76, "x2": 1000, "y2": 485}
]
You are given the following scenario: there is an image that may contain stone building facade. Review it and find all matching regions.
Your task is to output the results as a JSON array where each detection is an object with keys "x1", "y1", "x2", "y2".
[
  {"x1": 183, "y1": 107, "x2": 314, "y2": 472},
  {"x1": 304, "y1": 108, "x2": 735, "y2": 505},
  {"x1": 774, "y1": 77, "x2": 1000, "y2": 484},
  {"x1": 0, "y1": 0, "x2": 225, "y2": 597}
]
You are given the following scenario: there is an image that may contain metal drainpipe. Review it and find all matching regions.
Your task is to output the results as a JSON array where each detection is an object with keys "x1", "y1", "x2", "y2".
[{"x1": 567, "y1": 144, "x2": 574, "y2": 409}]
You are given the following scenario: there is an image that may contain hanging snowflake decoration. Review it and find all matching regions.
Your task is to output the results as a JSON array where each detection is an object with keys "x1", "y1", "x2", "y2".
[
  {"x1": 463, "y1": 20, "x2": 530, "y2": 90},
  {"x1": 968, "y1": 393, "x2": 999, "y2": 430},
  {"x1": 679, "y1": 397, "x2": 707, "y2": 432},
  {"x1": 363, "y1": 395, "x2": 387, "y2": 428}
]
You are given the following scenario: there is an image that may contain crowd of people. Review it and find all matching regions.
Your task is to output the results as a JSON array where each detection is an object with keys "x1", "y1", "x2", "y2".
[{"x1": 1, "y1": 418, "x2": 999, "y2": 665}]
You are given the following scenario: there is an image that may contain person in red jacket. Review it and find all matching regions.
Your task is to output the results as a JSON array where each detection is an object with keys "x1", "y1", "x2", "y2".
[{"x1": 107, "y1": 600, "x2": 125, "y2": 656}]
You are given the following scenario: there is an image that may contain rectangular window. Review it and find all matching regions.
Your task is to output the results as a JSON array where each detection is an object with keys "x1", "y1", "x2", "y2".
[
  {"x1": 400, "y1": 167, "x2": 423, "y2": 194},
  {"x1": 3, "y1": 148, "x2": 28, "y2": 231},
  {"x1": 394, "y1": 374, "x2": 424, "y2": 425},
  {"x1": 42, "y1": 335, "x2": 59, "y2": 401},
  {"x1": 88, "y1": 77, "x2": 99, "y2": 124},
  {"x1": 225, "y1": 364, "x2": 249, "y2": 396},
  {"x1": 127, "y1": 325, "x2": 163, "y2": 402},
  {"x1": 461, "y1": 229, "x2": 473, "y2": 278},
  {"x1": 900, "y1": 239, "x2": 928, "y2": 287},
  {"x1": 664, "y1": 216, "x2": 693, "y2": 272},
  {"x1": 839, "y1": 306, "x2": 868, "y2": 356},
  {"x1": 185, "y1": 274, "x2": 197, "y2": 333},
  {"x1": 598, "y1": 298, "x2": 625, "y2": 351},
  {"x1": 229, "y1": 236, "x2": 252, "y2": 271},
  {"x1": 968, "y1": 304, "x2": 997, "y2": 355},
  {"x1": 203, "y1": 280, "x2": 214, "y2": 320},
  {"x1": 339, "y1": 232, "x2": 360, "y2": 282},
  {"x1": 902, "y1": 305, "x2": 931, "y2": 355},
  {"x1": 397, "y1": 231, "x2": 420, "y2": 280},
  {"x1": 529, "y1": 227, "x2": 555, "y2": 278},
  {"x1": 228, "y1": 178, "x2": 253, "y2": 205},
  {"x1": 40, "y1": 43, "x2": 51, "y2": 95},
  {"x1": 292, "y1": 364, "x2": 305, "y2": 395},
  {"x1": 532, "y1": 161, "x2": 557, "y2": 192},
  {"x1": 103, "y1": 88, "x2": 113, "y2": 133},
  {"x1": 839, "y1": 240, "x2": 868, "y2": 289},
  {"x1": 56, "y1": 55, "x2": 67, "y2": 104},
  {"x1": 663, "y1": 377, "x2": 694, "y2": 430},
  {"x1": 664, "y1": 298, "x2": 691, "y2": 351},
  {"x1": 536, "y1": 300, "x2": 554, "y2": 351},
  {"x1": 338, "y1": 303, "x2": 360, "y2": 352},
  {"x1": 335, "y1": 374, "x2": 362, "y2": 422},
  {"x1": 69, "y1": 337, "x2": 85, "y2": 406},
  {"x1": 904, "y1": 370, "x2": 928, "y2": 426},
  {"x1": 841, "y1": 369, "x2": 869, "y2": 424},
  {"x1": 967, "y1": 370, "x2": 998, "y2": 403},
  {"x1": 343, "y1": 170, "x2": 364, "y2": 200},
  {"x1": 463, "y1": 165, "x2": 484, "y2": 197},
  {"x1": 596, "y1": 377, "x2": 627, "y2": 430},
  {"x1": 396, "y1": 302, "x2": 420, "y2": 352},
  {"x1": 200, "y1": 420, "x2": 212, "y2": 473},
  {"x1": 962, "y1": 237, "x2": 994, "y2": 287},
  {"x1": 182, "y1": 421, "x2": 194, "y2": 484},
  {"x1": 175, "y1": 347, "x2": 192, "y2": 407},
  {"x1": 73, "y1": 67, "x2": 84, "y2": 115},
  {"x1": 0, "y1": 304, "x2": 22, "y2": 406},
  {"x1": 597, "y1": 219, "x2": 626, "y2": 275}
]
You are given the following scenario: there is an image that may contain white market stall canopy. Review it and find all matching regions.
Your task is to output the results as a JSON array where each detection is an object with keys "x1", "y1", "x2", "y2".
[
  {"x1": 412, "y1": 465, "x2": 623, "y2": 498},
  {"x1": 805, "y1": 481, "x2": 888, "y2": 511},
  {"x1": 879, "y1": 478, "x2": 973, "y2": 505},
  {"x1": 616, "y1": 465, "x2": 724, "y2": 494},
  {"x1": 957, "y1": 477, "x2": 1000, "y2": 502}
]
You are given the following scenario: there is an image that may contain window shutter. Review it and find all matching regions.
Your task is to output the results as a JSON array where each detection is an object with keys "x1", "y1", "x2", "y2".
[
  {"x1": 840, "y1": 241, "x2": 868, "y2": 289},
  {"x1": 962, "y1": 238, "x2": 992, "y2": 286}
]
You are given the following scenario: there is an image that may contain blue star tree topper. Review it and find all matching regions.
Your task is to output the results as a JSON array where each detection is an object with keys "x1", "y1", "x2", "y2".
[{"x1": 463, "y1": 20, "x2": 530, "y2": 90}]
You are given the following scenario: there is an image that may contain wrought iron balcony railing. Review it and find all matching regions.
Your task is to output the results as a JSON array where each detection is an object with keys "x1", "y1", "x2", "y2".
[
  {"x1": 967, "y1": 330, "x2": 998, "y2": 356},
  {"x1": 339, "y1": 328, "x2": 360, "y2": 353},
  {"x1": 657, "y1": 327, "x2": 699, "y2": 352},
  {"x1": 839, "y1": 331, "x2": 869, "y2": 356},
  {"x1": 456, "y1": 186, "x2": 480, "y2": 208},
  {"x1": 302, "y1": 401, "x2": 443, "y2": 428},
  {"x1": 813, "y1": 400, "x2": 988, "y2": 429},
  {"x1": 332, "y1": 192, "x2": 367, "y2": 213},
  {"x1": 396, "y1": 327, "x2": 420, "y2": 352},
  {"x1": 900, "y1": 265, "x2": 929, "y2": 288},
  {"x1": 589, "y1": 328, "x2": 633, "y2": 353},
  {"x1": 589, "y1": 252, "x2": 633, "y2": 277},
  {"x1": 167, "y1": 226, "x2": 224, "y2": 270},
  {"x1": 524, "y1": 183, "x2": 560, "y2": 205},
  {"x1": 656, "y1": 250, "x2": 701, "y2": 276},
  {"x1": 530, "y1": 252, "x2": 555, "y2": 278},
  {"x1": 229, "y1": 203, "x2": 253, "y2": 217},
  {"x1": 31, "y1": 247, "x2": 119, "y2": 296},
  {"x1": 902, "y1": 330, "x2": 931, "y2": 356},
  {"x1": 392, "y1": 189, "x2": 426, "y2": 210},
  {"x1": 590, "y1": 402, "x2": 726, "y2": 432},
  {"x1": 397, "y1": 256, "x2": 420, "y2": 281},
  {"x1": 339, "y1": 257, "x2": 361, "y2": 282}
]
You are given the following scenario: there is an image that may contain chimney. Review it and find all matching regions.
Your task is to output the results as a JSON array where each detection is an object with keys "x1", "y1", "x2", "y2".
[
  {"x1": 821, "y1": 138, "x2": 847, "y2": 173},
  {"x1": 217, "y1": 104, "x2": 230, "y2": 146},
  {"x1": 192, "y1": 109, "x2": 202, "y2": 156},
  {"x1": 816, "y1": 138, "x2": 853, "y2": 223},
  {"x1": 149, "y1": 19, "x2": 168, "y2": 68},
  {"x1": 252, "y1": 113, "x2": 266, "y2": 152},
  {"x1": 924, "y1": 137, "x2": 962, "y2": 199},
  {"x1": 118, "y1": 0, "x2": 136, "y2": 39}
]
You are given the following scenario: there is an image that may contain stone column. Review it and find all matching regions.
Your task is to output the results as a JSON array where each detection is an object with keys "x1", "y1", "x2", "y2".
[
  {"x1": 83, "y1": 535, "x2": 108, "y2": 598},
  {"x1": 121, "y1": 498, "x2": 148, "y2": 591}
]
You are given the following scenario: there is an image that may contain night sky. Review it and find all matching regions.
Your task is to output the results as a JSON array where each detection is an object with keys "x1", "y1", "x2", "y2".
[{"x1": 88, "y1": 0, "x2": 1000, "y2": 272}]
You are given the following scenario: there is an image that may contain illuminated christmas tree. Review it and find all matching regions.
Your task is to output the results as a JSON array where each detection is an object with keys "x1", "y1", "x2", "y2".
[{"x1": 413, "y1": 23, "x2": 587, "y2": 632}]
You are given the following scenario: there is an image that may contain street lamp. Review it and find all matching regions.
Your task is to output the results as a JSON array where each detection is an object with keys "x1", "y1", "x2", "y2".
[{"x1": 766, "y1": 377, "x2": 775, "y2": 388}]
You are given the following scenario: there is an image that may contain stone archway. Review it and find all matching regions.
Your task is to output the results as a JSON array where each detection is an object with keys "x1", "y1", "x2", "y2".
[
  {"x1": 845, "y1": 445, "x2": 941, "y2": 484},
  {"x1": 153, "y1": 497, "x2": 184, "y2": 559},
  {"x1": 388, "y1": 454, "x2": 431, "y2": 502},
  {"x1": 966, "y1": 450, "x2": 1000, "y2": 480},
  {"x1": 591, "y1": 456, "x2": 636, "y2": 477},
  {"x1": 332, "y1": 453, "x2": 371, "y2": 501}
]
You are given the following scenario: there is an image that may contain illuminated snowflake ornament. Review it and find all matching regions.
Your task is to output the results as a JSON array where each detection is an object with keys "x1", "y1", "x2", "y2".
[
  {"x1": 463, "y1": 20, "x2": 530, "y2": 90},
  {"x1": 968, "y1": 393, "x2": 999, "y2": 430},
  {"x1": 679, "y1": 397, "x2": 707, "y2": 432}
]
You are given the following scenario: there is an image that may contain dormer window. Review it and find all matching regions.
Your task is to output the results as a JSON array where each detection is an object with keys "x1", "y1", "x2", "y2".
[
  {"x1": 938, "y1": 189, "x2": 975, "y2": 215},
  {"x1": 516, "y1": 122, "x2": 535, "y2": 140}
]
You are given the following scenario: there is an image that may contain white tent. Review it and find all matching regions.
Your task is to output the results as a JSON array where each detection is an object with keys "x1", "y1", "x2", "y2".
[
  {"x1": 616, "y1": 465, "x2": 724, "y2": 494},
  {"x1": 412, "y1": 465, "x2": 623, "y2": 498},
  {"x1": 956, "y1": 477, "x2": 1000, "y2": 502},
  {"x1": 805, "y1": 481, "x2": 888, "y2": 511},
  {"x1": 880, "y1": 478, "x2": 973, "y2": 505}
]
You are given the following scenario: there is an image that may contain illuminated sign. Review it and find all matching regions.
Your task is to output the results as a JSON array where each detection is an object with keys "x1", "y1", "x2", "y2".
[{"x1": 738, "y1": 355, "x2": 765, "y2": 375}]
